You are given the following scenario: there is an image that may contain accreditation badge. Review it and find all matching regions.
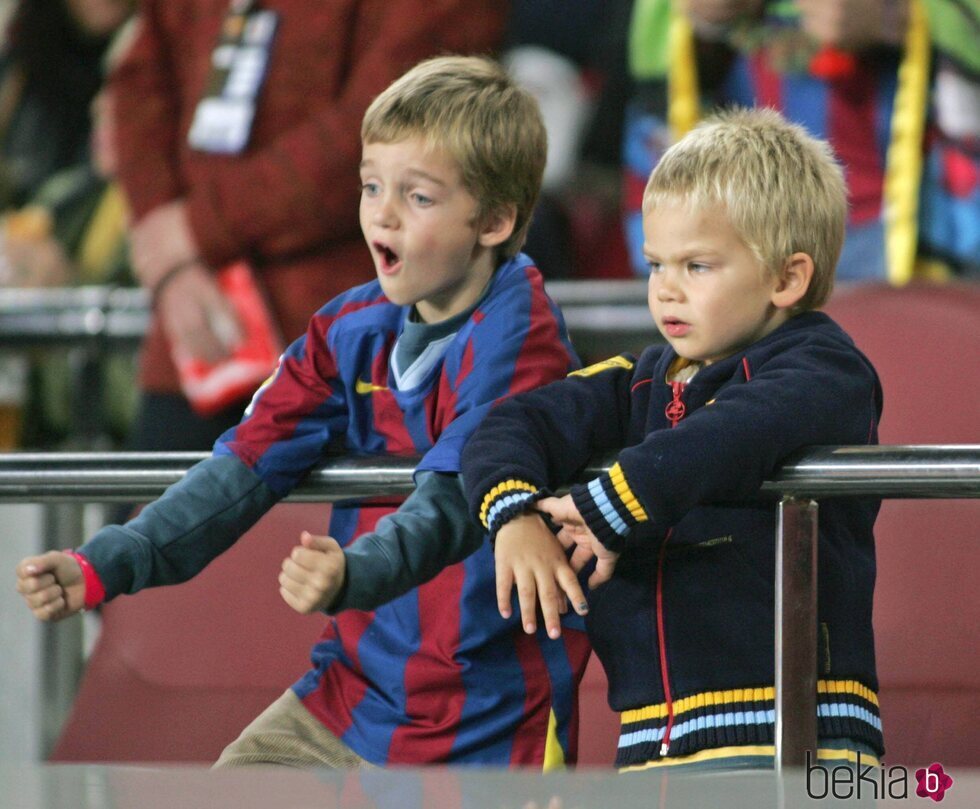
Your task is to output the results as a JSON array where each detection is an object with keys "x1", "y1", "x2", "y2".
[{"x1": 187, "y1": 0, "x2": 278, "y2": 154}]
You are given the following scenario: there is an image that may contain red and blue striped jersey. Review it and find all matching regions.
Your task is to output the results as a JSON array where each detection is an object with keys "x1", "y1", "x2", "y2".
[
  {"x1": 215, "y1": 254, "x2": 590, "y2": 766},
  {"x1": 719, "y1": 49, "x2": 899, "y2": 227}
]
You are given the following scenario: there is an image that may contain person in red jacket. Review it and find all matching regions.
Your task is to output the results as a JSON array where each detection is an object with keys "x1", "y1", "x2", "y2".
[{"x1": 111, "y1": 0, "x2": 507, "y2": 450}]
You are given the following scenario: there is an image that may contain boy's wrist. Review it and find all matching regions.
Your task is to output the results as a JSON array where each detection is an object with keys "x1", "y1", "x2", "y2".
[
  {"x1": 63, "y1": 550, "x2": 107, "y2": 610},
  {"x1": 321, "y1": 567, "x2": 348, "y2": 615},
  {"x1": 478, "y1": 479, "x2": 551, "y2": 544}
]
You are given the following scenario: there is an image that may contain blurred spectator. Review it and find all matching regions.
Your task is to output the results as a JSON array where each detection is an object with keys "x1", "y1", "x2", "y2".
[
  {"x1": 917, "y1": 0, "x2": 979, "y2": 278},
  {"x1": 110, "y1": 0, "x2": 507, "y2": 454},
  {"x1": 0, "y1": 4, "x2": 135, "y2": 450},
  {"x1": 622, "y1": 0, "x2": 913, "y2": 282},
  {"x1": 0, "y1": 0, "x2": 134, "y2": 209},
  {"x1": 0, "y1": 83, "x2": 130, "y2": 290},
  {"x1": 0, "y1": 21, "x2": 139, "y2": 447},
  {"x1": 503, "y1": 0, "x2": 634, "y2": 279}
]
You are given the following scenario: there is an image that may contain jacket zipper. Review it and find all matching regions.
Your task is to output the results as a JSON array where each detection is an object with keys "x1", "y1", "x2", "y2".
[
  {"x1": 658, "y1": 381, "x2": 687, "y2": 754},
  {"x1": 665, "y1": 381, "x2": 686, "y2": 427}
]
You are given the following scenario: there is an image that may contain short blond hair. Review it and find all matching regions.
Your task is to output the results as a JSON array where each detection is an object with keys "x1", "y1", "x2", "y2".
[
  {"x1": 642, "y1": 108, "x2": 846, "y2": 310},
  {"x1": 362, "y1": 55, "x2": 546, "y2": 259}
]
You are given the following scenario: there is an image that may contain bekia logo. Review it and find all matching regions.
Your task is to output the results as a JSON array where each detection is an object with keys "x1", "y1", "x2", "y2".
[
  {"x1": 806, "y1": 751, "x2": 954, "y2": 801},
  {"x1": 915, "y1": 763, "x2": 954, "y2": 802}
]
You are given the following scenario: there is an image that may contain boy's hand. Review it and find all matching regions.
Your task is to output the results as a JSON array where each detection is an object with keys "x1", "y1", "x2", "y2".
[
  {"x1": 157, "y1": 263, "x2": 243, "y2": 365},
  {"x1": 536, "y1": 495, "x2": 620, "y2": 589},
  {"x1": 15, "y1": 552, "x2": 85, "y2": 621},
  {"x1": 494, "y1": 514, "x2": 588, "y2": 640},
  {"x1": 279, "y1": 531, "x2": 345, "y2": 614}
]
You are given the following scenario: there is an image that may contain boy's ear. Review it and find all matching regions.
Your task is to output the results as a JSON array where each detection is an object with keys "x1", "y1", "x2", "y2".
[
  {"x1": 477, "y1": 203, "x2": 518, "y2": 249},
  {"x1": 771, "y1": 252, "x2": 814, "y2": 309}
]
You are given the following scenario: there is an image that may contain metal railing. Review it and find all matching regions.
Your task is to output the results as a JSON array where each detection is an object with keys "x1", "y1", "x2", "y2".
[
  {"x1": 0, "y1": 287, "x2": 150, "y2": 348},
  {"x1": 2, "y1": 444, "x2": 978, "y2": 770},
  {"x1": 0, "y1": 282, "x2": 657, "y2": 347}
]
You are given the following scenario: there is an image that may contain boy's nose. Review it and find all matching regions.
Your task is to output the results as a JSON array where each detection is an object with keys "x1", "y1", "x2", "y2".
[
  {"x1": 372, "y1": 196, "x2": 398, "y2": 228},
  {"x1": 654, "y1": 269, "x2": 683, "y2": 301}
]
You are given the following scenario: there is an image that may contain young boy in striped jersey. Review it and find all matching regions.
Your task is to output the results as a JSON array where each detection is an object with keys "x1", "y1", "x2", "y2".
[
  {"x1": 16, "y1": 56, "x2": 589, "y2": 768},
  {"x1": 463, "y1": 108, "x2": 885, "y2": 771}
]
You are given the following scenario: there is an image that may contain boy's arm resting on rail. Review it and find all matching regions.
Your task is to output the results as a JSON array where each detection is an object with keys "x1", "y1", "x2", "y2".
[
  {"x1": 12, "y1": 454, "x2": 278, "y2": 618},
  {"x1": 572, "y1": 340, "x2": 882, "y2": 549},
  {"x1": 462, "y1": 355, "x2": 637, "y2": 542},
  {"x1": 79, "y1": 455, "x2": 281, "y2": 602},
  {"x1": 17, "y1": 457, "x2": 279, "y2": 621}
]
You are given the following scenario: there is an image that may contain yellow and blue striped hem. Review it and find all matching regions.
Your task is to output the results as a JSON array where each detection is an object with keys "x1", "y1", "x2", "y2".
[
  {"x1": 619, "y1": 744, "x2": 880, "y2": 773},
  {"x1": 622, "y1": 686, "x2": 776, "y2": 724},
  {"x1": 615, "y1": 680, "x2": 882, "y2": 767},
  {"x1": 818, "y1": 679, "x2": 879, "y2": 707}
]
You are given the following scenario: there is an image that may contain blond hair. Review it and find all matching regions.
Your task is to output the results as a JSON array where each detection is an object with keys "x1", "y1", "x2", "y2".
[
  {"x1": 642, "y1": 107, "x2": 846, "y2": 310},
  {"x1": 362, "y1": 55, "x2": 546, "y2": 259}
]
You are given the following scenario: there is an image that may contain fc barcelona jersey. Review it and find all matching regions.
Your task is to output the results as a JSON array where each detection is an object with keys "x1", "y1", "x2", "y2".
[{"x1": 215, "y1": 254, "x2": 591, "y2": 766}]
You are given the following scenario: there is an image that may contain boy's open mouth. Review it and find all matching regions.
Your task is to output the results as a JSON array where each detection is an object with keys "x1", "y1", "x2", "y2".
[{"x1": 373, "y1": 242, "x2": 401, "y2": 274}]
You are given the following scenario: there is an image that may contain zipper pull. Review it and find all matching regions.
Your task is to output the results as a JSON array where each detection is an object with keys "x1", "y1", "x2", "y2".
[
  {"x1": 665, "y1": 381, "x2": 686, "y2": 427},
  {"x1": 660, "y1": 742, "x2": 670, "y2": 756}
]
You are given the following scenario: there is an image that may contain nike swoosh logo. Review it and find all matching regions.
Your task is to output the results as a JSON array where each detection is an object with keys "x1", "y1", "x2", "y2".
[{"x1": 355, "y1": 378, "x2": 388, "y2": 394}]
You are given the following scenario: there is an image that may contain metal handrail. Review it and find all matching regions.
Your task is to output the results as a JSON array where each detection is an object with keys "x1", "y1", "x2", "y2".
[
  {"x1": 0, "y1": 287, "x2": 149, "y2": 346},
  {"x1": 4, "y1": 444, "x2": 978, "y2": 772},
  {"x1": 0, "y1": 283, "x2": 657, "y2": 345},
  {"x1": 0, "y1": 445, "x2": 977, "y2": 502}
]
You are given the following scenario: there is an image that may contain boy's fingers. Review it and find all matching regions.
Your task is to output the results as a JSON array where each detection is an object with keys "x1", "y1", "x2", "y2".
[
  {"x1": 495, "y1": 556, "x2": 515, "y2": 620},
  {"x1": 16, "y1": 553, "x2": 60, "y2": 578},
  {"x1": 588, "y1": 557, "x2": 618, "y2": 589},
  {"x1": 24, "y1": 584, "x2": 67, "y2": 621},
  {"x1": 554, "y1": 527, "x2": 575, "y2": 550},
  {"x1": 534, "y1": 573, "x2": 563, "y2": 639},
  {"x1": 37, "y1": 595, "x2": 67, "y2": 621},
  {"x1": 568, "y1": 543, "x2": 595, "y2": 573},
  {"x1": 279, "y1": 585, "x2": 308, "y2": 614},
  {"x1": 555, "y1": 565, "x2": 589, "y2": 616},
  {"x1": 514, "y1": 571, "x2": 539, "y2": 635},
  {"x1": 15, "y1": 572, "x2": 55, "y2": 595},
  {"x1": 281, "y1": 558, "x2": 323, "y2": 590},
  {"x1": 289, "y1": 546, "x2": 330, "y2": 572},
  {"x1": 539, "y1": 495, "x2": 582, "y2": 527},
  {"x1": 280, "y1": 557, "x2": 299, "y2": 582},
  {"x1": 300, "y1": 532, "x2": 339, "y2": 553},
  {"x1": 25, "y1": 584, "x2": 62, "y2": 611},
  {"x1": 278, "y1": 571, "x2": 317, "y2": 612}
]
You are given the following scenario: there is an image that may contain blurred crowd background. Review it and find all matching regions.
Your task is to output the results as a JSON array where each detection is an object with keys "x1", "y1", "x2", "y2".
[{"x1": 0, "y1": 0, "x2": 976, "y2": 453}]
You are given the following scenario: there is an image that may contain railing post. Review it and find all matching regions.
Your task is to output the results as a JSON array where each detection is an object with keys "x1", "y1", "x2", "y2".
[
  {"x1": 39, "y1": 503, "x2": 86, "y2": 757},
  {"x1": 775, "y1": 497, "x2": 819, "y2": 771}
]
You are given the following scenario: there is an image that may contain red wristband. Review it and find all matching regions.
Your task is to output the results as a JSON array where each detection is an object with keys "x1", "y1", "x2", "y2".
[{"x1": 64, "y1": 550, "x2": 107, "y2": 610}]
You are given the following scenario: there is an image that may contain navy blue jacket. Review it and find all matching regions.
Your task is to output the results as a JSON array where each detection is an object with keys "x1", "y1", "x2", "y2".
[{"x1": 463, "y1": 312, "x2": 885, "y2": 767}]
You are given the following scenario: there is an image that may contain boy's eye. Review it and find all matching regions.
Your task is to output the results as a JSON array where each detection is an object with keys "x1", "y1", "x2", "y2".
[
  {"x1": 646, "y1": 261, "x2": 663, "y2": 274},
  {"x1": 410, "y1": 192, "x2": 433, "y2": 206},
  {"x1": 688, "y1": 262, "x2": 710, "y2": 273},
  {"x1": 361, "y1": 181, "x2": 380, "y2": 197}
]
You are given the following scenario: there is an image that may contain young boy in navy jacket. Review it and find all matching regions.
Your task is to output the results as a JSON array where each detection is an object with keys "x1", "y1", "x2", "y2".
[
  {"x1": 16, "y1": 56, "x2": 589, "y2": 769},
  {"x1": 463, "y1": 108, "x2": 885, "y2": 771}
]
